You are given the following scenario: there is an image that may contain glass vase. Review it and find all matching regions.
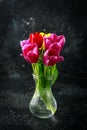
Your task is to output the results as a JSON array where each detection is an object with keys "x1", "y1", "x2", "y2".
[{"x1": 29, "y1": 74, "x2": 57, "y2": 118}]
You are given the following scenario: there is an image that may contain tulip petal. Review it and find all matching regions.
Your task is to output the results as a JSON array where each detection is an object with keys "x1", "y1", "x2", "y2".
[
  {"x1": 20, "y1": 39, "x2": 29, "y2": 47},
  {"x1": 57, "y1": 35, "x2": 65, "y2": 42},
  {"x1": 57, "y1": 35, "x2": 65, "y2": 51},
  {"x1": 29, "y1": 32, "x2": 43, "y2": 48},
  {"x1": 44, "y1": 39, "x2": 52, "y2": 49},
  {"x1": 48, "y1": 33, "x2": 57, "y2": 42},
  {"x1": 22, "y1": 44, "x2": 32, "y2": 56},
  {"x1": 57, "y1": 56, "x2": 64, "y2": 62},
  {"x1": 49, "y1": 42, "x2": 61, "y2": 52}
]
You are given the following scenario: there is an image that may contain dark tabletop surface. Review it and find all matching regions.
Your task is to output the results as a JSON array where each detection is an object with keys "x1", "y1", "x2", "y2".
[{"x1": 0, "y1": 0, "x2": 87, "y2": 130}]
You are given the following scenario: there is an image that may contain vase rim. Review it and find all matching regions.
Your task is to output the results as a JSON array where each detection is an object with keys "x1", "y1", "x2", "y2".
[{"x1": 32, "y1": 73, "x2": 54, "y2": 80}]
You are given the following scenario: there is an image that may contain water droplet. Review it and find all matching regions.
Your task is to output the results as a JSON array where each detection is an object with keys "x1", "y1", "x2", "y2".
[
  {"x1": 26, "y1": 22, "x2": 30, "y2": 25},
  {"x1": 43, "y1": 28, "x2": 46, "y2": 32}
]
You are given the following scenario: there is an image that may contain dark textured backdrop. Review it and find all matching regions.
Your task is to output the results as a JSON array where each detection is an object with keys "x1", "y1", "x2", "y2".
[{"x1": 0, "y1": 0, "x2": 87, "y2": 130}]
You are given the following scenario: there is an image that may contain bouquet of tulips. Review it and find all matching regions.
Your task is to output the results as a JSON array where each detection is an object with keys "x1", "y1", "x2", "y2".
[
  {"x1": 20, "y1": 32, "x2": 65, "y2": 114},
  {"x1": 20, "y1": 32, "x2": 65, "y2": 76}
]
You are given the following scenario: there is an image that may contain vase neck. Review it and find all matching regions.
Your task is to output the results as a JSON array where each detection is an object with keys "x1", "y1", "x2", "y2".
[{"x1": 32, "y1": 73, "x2": 54, "y2": 88}]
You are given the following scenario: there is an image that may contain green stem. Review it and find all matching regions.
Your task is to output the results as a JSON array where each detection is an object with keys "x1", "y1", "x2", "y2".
[
  {"x1": 35, "y1": 75, "x2": 56, "y2": 114},
  {"x1": 32, "y1": 63, "x2": 58, "y2": 114}
]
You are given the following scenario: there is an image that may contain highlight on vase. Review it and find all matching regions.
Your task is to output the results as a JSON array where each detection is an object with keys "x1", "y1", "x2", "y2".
[{"x1": 20, "y1": 32, "x2": 65, "y2": 118}]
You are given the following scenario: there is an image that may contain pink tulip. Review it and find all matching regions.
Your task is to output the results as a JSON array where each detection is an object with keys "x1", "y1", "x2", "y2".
[
  {"x1": 20, "y1": 39, "x2": 39, "y2": 63},
  {"x1": 43, "y1": 33, "x2": 65, "y2": 51},
  {"x1": 43, "y1": 48, "x2": 64, "y2": 66},
  {"x1": 20, "y1": 39, "x2": 30, "y2": 48}
]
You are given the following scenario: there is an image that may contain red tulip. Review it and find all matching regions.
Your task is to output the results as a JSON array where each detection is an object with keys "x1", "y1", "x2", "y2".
[
  {"x1": 20, "y1": 39, "x2": 39, "y2": 63},
  {"x1": 43, "y1": 48, "x2": 64, "y2": 66},
  {"x1": 29, "y1": 32, "x2": 43, "y2": 48}
]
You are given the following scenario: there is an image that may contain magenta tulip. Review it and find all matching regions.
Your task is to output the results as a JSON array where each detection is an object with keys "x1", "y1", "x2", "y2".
[
  {"x1": 20, "y1": 39, "x2": 39, "y2": 63},
  {"x1": 43, "y1": 48, "x2": 64, "y2": 66},
  {"x1": 49, "y1": 42, "x2": 61, "y2": 52},
  {"x1": 43, "y1": 33, "x2": 65, "y2": 50},
  {"x1": 57, "y1": 35, "x2": 65, "y2": 51}
]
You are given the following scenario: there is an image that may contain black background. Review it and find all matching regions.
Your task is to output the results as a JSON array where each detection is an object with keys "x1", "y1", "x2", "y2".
[{"x1": 0, "y1": 0, "x2": 87, "y2": 130}]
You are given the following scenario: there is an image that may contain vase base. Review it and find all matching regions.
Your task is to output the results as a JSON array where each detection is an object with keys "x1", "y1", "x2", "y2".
[{"x1": 29, "y1": 103, "x2": 55, "y2": 118}]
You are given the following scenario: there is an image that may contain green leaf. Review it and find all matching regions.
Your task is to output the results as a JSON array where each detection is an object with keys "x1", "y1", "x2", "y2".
[{"x1": 51, "y1": 66, "x2": 58, "y2": 86}]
